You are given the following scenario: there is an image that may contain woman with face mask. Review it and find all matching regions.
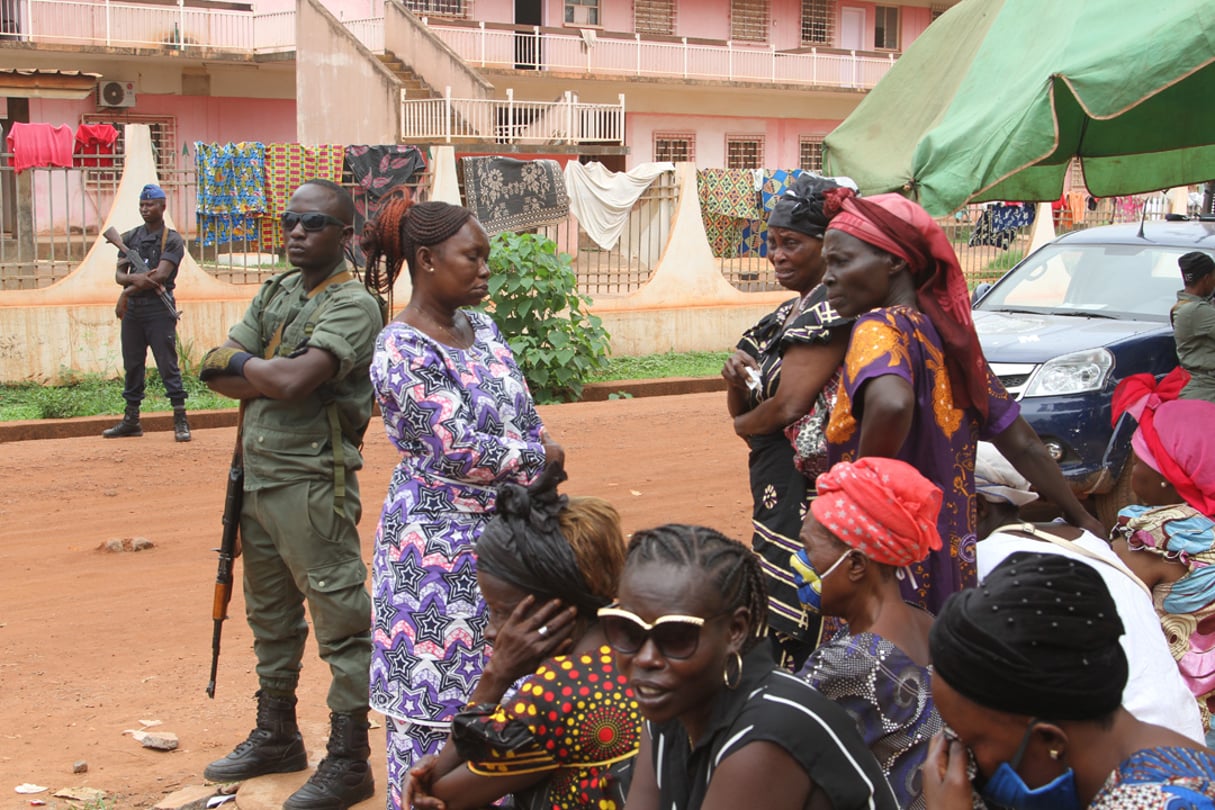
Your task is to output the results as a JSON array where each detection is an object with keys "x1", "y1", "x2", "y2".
[
  {"x1": 790, "y1": 457, "x2": 952, "y2": 809},
  {"x1": 924, "y1": 551, "x2": 1215, "y2": 810}
]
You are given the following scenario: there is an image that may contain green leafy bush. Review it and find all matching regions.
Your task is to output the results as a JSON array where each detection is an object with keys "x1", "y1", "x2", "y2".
[{"x1": 482, "y1": 232, "x2": 611, "y2": 403}]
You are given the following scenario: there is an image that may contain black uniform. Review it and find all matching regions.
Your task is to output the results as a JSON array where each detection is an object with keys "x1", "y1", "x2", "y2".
[{"x1": 117, "y1": 224, "x2": 187, "y2": 408}]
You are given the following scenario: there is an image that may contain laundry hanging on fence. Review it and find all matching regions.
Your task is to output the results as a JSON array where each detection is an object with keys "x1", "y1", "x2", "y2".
[
  {"x1": 967, "y1": 202, "x2": 1035, "y2": 250},
  {"x1": 73, "y1": 123, "x2": 119, "y2": 168},
  {"x1": 344, "y1": 144, "x2": 426, "y2": 260},
  {"x1": 697, "y1": 168, "x2": 761, "y2": 258},
  {"x1": 6, "y1": 122, "x2": 73, "y2": 172},
  {"x1": 739, "y1": 169, "x2": 806, "y2": 258},
  {"x1": 460, "y1": 156, "x2": 569, "y2": 235},
  {"x1": 260, "y1": 143, "x2": 345, "y2": 253},
  {"x1": 563, "y1": 160, "x2": 674, "y2": 251},
  {"x1": 195, "y1": 141, "x2": 266, "y2": 246}
]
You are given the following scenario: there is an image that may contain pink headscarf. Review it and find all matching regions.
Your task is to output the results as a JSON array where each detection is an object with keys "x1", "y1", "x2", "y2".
[
  {"x1": 825, "y1": 190, "x2": 990, "y2": 418},
  {"x1": 811, "y1": 457, "x2": 944, "y2": 567}
]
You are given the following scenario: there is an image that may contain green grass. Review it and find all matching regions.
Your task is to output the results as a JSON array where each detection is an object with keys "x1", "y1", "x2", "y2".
[{"x1": 587, "y1": 350, "x2": 732, "y2": 382}]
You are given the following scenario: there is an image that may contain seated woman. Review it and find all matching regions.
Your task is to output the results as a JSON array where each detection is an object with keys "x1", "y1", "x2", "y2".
[
  {"x1": 923, "y1": 552, "x2": 1215, "y2": 810},
  {"x1": 1109, "y1": 373, "x2": 1215, "y2": 740},
  {"x1": 790, "y1": 457, "x2": 945, "y2": 809},
  {"x1": 405, "y1": 470, "x2": 641, "y2": 810},
  {"x1": 610, "y1": 523, "x2": 898, "y2": 810}
]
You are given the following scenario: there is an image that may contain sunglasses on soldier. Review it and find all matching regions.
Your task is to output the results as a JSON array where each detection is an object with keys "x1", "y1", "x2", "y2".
[{"x1": 281, "y1": 211, "x2": 348, "y2": 232}]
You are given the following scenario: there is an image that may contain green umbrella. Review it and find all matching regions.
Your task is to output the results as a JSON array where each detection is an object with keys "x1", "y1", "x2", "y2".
[{"x1": 823, "y1": 0, "x2": 1215, "y2": 216}]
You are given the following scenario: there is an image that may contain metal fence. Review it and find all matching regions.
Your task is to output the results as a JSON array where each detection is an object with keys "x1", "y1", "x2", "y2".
[{"x1": 400, "y1": 88, "x2": 626, "y2": 145}]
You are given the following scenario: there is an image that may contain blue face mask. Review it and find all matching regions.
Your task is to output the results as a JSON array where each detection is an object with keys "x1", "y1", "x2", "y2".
[
  {"x1": 979, "y1": 721, "x2": 1080, "y2": 810},
  {"x1": 789, "y1": 548, "x2": 851, "y2": 614}
]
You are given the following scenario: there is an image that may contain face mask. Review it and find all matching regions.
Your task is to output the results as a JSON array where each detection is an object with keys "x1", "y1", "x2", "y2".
[
  {"x1": 979, "y1": 722, "x2": 1080, "y2": 810},
  {"x1": 789, "y1": 548, "x2": 852, "y2": 614}
]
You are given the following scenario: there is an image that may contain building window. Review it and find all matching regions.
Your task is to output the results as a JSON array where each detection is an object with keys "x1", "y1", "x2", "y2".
[
  {"x1": 565, "y1": 0, "x2": 599, "y2": 26},
  {"x1": 799, "y1": 136, "x2": 824, "y2": 172},
  {"x1": 930, "y1": 4, "x2": 949, "y2": 21},
  {"x1": 726, "y1": 135, "x2": 763, "y2": 170},
  {"x1": 874, "y1": 5, "x2": 899, "y2": 49},
  {"x1": 730, "y1": 0, "x2": 768, "y2": 42},
  {"x1": 82, "y1": 112, "x2": 177, "y2": 175},
  {"x1": 401, "y1": 0, "x2": 469, "y2": 17},
  {"x1": 801, "y1": 0, "x2": 834, "y2": 45},
  {"x1": 635, "y1": 0, "x2": 674, "y2": 35},
  {"x1": 654, "y1": 132, "x2": 695, "y2": 163}
]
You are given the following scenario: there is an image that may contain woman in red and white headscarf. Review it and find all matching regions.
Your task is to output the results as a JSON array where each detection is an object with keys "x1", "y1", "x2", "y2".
[
  {"x1": 790, "y1": 456, "x2": 955, "y2": 810},
  {"x1": 818, "y1": 190, "x2": 1102, "y2": 613}
]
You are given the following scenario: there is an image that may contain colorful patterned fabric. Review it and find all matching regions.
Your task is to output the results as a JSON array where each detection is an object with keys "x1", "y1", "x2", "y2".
[
  {"x1": 697, "y1": 168, "x2": 760, "y2": 257},
  {"x1": 259, "y1": 143, "x2": 345, "y2": 253},
  {"x1": 967, "y1": 203, "x2": 1035, "y2": 249},
  {"x1": 826, "y1": 306, "x2": 1020, "y2": 613},
  {"x1": 368, "y1": 310, "x2": 546, "y2": 809},
  {"x1": 740, "y1": 169, "x2": 805, "y2": 257},
  {"x1": 194, "y1": 141, "x2": 266, "y2": 246},
  {"x1": 460, "y1": 156, "x2": 569, "y2": 235},
  {"x1": 1090, "y1": 746, "x2": 1215, "y2": 809},
  {"x1": 451, "y1": 645, "x2": 641, "y2": 810},
  {"x1": 801, "y1": 632, "x2": 941, "y2": 810},
  {"x1": 345, "y1": 145, "x2": 426, "y2": 221}
]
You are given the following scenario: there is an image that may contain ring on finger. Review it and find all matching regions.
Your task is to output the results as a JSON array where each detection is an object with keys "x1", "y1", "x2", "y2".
[{"x1": 537, "y1": 625, "x2": 549, "y2": 637}]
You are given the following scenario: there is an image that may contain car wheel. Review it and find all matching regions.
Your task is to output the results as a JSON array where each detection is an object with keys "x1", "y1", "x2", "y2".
[{"x1": 1094, "y1": 461, "x2": 1136, "y2": 531}]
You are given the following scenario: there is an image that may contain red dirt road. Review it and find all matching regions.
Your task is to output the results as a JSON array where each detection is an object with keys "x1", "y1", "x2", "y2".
[{"x1": 0, "y1": 392, "x2": 750, "y2": 809}]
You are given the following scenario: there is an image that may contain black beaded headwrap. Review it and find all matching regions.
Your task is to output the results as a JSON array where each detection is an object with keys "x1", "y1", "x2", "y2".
[
  {"x1": 929, "y1": 551, "x2": 1127, "y2": 722},
  {"x1": 1179, "y1": 251, "x2": 1215, "y2": 286},
  {"x1": 475, "y1": 465, "x2": 606, "y2": 619},
  {"x1": 766, "y1": 174, "x2": 843, "y2": 239}
]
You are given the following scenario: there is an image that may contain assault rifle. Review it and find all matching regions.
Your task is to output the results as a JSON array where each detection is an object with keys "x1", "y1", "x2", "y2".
[
  {"x1": 102, "y1": 226, "x2": 181, "y2": 321},
  {"x1": 206, "y1": 405, "x2": 244, "y2": 698}
]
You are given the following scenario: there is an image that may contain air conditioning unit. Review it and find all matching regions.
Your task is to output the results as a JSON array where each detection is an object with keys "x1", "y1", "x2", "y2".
[{"x1": 98, "y1": 80, "x2": 136, "y2": 108}]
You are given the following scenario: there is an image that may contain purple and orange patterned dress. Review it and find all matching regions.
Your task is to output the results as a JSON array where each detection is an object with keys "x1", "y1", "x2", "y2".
[
  {"x1": 369, "y1": 310, "x2": 546, "y2": 810},
  {"x1": 826, "y1": 306, "x2": 1019, "y2": 613}
]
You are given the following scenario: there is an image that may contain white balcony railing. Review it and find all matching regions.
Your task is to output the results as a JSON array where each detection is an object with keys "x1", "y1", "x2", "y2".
[
  {"x1": 401, "y1": 87, "x2": 625, "y2": 145},
  {"x1": 343, "y1": 15, "x2": 383, "y2": 53},
  {"x1": 424, "y1": 21, "x2": 897, "y2": 89}
]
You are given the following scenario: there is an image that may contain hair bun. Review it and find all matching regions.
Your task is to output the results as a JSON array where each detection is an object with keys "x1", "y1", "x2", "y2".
[{"x1": 495, "y1": 482, "x2": 532, "y2": 518}]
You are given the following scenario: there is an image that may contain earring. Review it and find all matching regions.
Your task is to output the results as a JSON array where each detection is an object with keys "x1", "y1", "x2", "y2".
[
  {"x1": 1160, "y1": 481, "x2": 1169, "y2": 488},
  {"x1": 723, "y1": 651, "x2": 743, "y2": 690},
  {"x1": 1048, "y1": 749, "x2": 1062, "y2": 761}
]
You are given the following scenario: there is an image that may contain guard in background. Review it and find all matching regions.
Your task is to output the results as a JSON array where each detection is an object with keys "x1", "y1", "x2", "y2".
[{"x1": 104, "y1": 183, "x2": 191, "y2": 441}]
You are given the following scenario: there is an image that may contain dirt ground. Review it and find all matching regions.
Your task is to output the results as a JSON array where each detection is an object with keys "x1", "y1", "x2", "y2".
[{"x1": 0, "y1": 392, "x2": 751, "y2": 809}]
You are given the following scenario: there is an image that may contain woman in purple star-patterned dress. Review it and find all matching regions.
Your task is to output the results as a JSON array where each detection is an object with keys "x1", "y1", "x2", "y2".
[{"x1": 362, "y1": 199, "x2": 560, "y2": 810}]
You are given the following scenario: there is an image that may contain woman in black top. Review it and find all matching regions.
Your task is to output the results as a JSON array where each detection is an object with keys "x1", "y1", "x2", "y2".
[{"x1": 602, "y1": 524, "x2": 898, "y2": 810}]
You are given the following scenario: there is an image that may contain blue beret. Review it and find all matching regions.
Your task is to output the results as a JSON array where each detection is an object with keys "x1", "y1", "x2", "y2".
[{"x1": 140, "y1": 184, "x2": 166, "y2": 201}]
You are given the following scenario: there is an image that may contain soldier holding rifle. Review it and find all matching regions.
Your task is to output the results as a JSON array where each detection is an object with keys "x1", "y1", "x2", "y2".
[{"x1": 104, "y1": 183, "x2": 191, "y2": 442}]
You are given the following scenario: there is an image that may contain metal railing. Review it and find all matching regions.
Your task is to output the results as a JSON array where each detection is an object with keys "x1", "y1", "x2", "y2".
[
  {"x1": 402, "y1": 87, "x2": 625, "y2": 145},
  {"x1": 343, "y1": 14, "x2": 383, "y2": 53},
  {"x1": 425, "y1": 19, "x2": 897, "y2": 89}
]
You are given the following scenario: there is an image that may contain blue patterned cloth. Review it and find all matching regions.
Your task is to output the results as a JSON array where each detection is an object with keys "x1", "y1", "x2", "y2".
[
  {"x1": 1090, "y1": 746, "x2": 1215, "y2": 808},
  {"x1": 194, "y1": 141, "x2": 267, "y2": 246},
  {"x1": 740, "y1": 169, "x2": 804, "y2": 257}
]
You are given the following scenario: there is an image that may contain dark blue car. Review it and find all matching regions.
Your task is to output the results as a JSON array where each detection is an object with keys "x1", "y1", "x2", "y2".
[{"x1": 972, "y1": 219, "x2": 1215, "y2": 524}]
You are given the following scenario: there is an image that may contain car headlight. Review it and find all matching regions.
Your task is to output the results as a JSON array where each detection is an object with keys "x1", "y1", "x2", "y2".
[{"x1": 1022, "y1": 348, "x2": 1114, "y2": 397}]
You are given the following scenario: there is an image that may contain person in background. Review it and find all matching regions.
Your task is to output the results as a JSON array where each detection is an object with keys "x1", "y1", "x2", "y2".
[
  {"x1": 720, "y1": 174, "x2": 853, "y2": 669},
  {"x1": 973, "y1": 441, "x2": 1206, "y2": 745},
  {"x1": 820, "y1": 189, "x2": 1105, "y2": 613},
  {"x1": 1110, "y1": 373, "x2": 1215, "y2": 742},
  {"x1": 1171, "y1": 251, "x2": 1215, "y2": 404},
  {"x1": 792, "y1": 457, "x2": 946, "y2": 810},
  {"x1": 612, "y1": 523, "x2": 898, "y2": 810},
  {"x1": 923, "y1": 552, "x2": 1215, "y2": 809},
  {"x1": 104, "y1": 183, "x2": 191, "y2": 442},
  {"x1": 360, "y1": 198, "x2": 563, "y2": 810}
]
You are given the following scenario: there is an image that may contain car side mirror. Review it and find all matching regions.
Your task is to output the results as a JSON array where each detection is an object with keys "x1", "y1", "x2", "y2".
[{"x1": 971, "y1": 282, "x2": 993, "y2": 306}]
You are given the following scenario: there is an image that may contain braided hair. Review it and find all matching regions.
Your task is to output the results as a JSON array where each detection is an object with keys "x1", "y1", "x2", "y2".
[
  {"x1": 624, "y1": 524, "x2": 768, "y2": 652},
  {"x1": 361, "y1": 198, "x2": 474, "y2": 308}
]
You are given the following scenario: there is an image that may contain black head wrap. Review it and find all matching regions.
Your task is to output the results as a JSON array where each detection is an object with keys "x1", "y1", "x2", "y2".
[
  {"x1": 1179, "y1": 251, "x2": 1215, "y2": 286},
  {"x1": 766, "y1": 174, "x2": 842, "y2": 238},
  {"x1": 929, "y1": 551, "x2": 1127, "y2": 722},
  {"x1": 475, "y1": 465, "x2": 605, "y2": 618}
]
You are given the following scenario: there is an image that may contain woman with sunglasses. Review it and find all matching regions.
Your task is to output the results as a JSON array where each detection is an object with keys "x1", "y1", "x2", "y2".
[
  {"x1": 362, "y1": 199, "x2": 564, "y2": 810},
  {"x1": 790, "y1": 457, "x2": 949, "y2": 810},
  {"x1": 610, "y1": 524, "x2": 898, "y2": 810},
  {"x1": 924, "y1": 551, "x2": 1215, "y2": 810}
]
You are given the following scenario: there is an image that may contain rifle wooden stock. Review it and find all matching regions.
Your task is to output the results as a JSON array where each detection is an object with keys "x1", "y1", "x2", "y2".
[
  {"x1": 103, "y1": 226, "x2": 181, "y2": 321},
  {"x1": 207, "y1": 407, "x2": 244, "y2": 698}
]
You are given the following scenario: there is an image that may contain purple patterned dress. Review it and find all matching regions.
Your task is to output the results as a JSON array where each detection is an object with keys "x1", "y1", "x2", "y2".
[{"x1": 369, "y1": 310, "x2": 545, "y2": 810}]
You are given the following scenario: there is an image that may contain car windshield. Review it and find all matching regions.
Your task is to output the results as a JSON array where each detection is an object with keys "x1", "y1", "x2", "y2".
[{"x1": 975, "y1": 242, "x2": 1190, "y2": 322}]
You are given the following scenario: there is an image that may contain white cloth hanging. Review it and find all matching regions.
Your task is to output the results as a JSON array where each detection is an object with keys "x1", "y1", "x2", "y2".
[{"x1": 563, "y1": 161, "x2": 675, "y2": 251}]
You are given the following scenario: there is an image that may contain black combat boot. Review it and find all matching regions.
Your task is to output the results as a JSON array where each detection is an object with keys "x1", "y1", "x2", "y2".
[
  {"x1": 102, "y1": 405, "x2": 142, "y2": 438},
  {"x1": 283, "y1": 711, "x2": 374, "y2": 810},
  {"x1": 203, "y1": 691, "x2": 308, "y2": 783},
  {"x1": 172, "y1": 407, "x2": 192, "y2": 442}
]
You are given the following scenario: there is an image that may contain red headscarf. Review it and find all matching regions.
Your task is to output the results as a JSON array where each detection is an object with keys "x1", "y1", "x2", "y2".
[
  {"x1": 810, "y1": 457, "x2": 943, "y2": 567},
  {"x1": 825, "y1": 190, "x2": 990, "y2": 418}
]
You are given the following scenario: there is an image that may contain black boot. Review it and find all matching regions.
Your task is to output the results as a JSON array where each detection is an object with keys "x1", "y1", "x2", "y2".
[
  {"x1": 203, "y1": 691, "x2": 308, "y2": 783},
  {"x1": 102, "y1": 406, "x2": 142, "y2": 438},
  {"x1": 173, "y1": 407, "x2": 192, "y2": 443},
  {"x1": 283, "y1": 711, "x2": 374, "y2": 810}
]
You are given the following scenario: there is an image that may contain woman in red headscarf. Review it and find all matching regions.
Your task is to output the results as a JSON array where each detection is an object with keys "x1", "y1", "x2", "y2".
[{"x1": 819, "y1": 191, "x2": 1103, "y2": 613}]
